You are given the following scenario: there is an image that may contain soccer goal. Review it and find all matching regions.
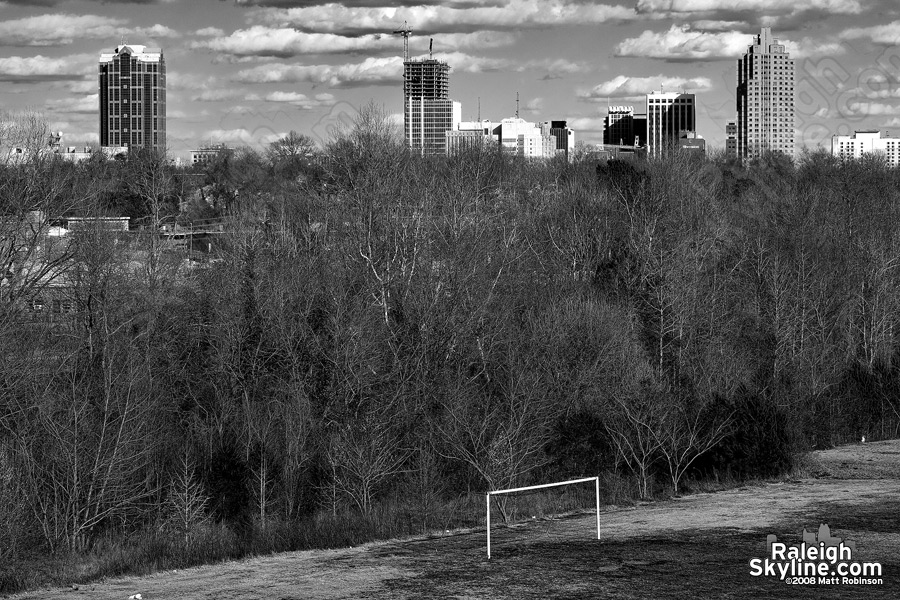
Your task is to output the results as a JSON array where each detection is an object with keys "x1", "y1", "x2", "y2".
[{"x1": 486, "y1": 476, "x2": 600, "y2": 559}]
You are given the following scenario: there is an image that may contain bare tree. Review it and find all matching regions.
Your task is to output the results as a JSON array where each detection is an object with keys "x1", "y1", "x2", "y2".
[
  {"x1": 654, "y1": 399, "x2": 732, "y2": 496},
  {"x1": 0, "y1": 109, "x2": 50, "y2": 164},
  {"x1": 604, "y1": 385, "x2": 664, "y2": 500},
  {"x1": 325, "y1": 405, "x2": 409, "y2": 515},
  {"x1": 438, "y1": 366, "x2": 554, "y2": 521},
  {"x1": 164, "y1": 450, "x2": 209, "y2": 544}
]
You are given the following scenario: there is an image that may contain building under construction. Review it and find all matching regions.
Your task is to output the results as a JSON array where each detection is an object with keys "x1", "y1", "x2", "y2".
[
  {"x1": 394, "y1": 23, "x2": 460, "y2": 157},
  {"x1": 403, "y1": 58, "x2": 460, "y2": 156},
  {"x1": 403, "y1": 59, "x2": 450, "y2": 100}
]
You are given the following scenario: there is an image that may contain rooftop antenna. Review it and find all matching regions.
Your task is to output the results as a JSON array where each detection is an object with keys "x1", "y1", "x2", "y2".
[
  {"x1": 516, "y1": 91, "x2": 519, "y2": 119},
  {"x1": 478, "y1": 97, "x2": 481, "y2": 122},
  {"x1": 429, "y1": 38, "x2": 433, "y2": 59},
  {"x1": 392, "y1": 21, "x2": 412, "y2": 62}
]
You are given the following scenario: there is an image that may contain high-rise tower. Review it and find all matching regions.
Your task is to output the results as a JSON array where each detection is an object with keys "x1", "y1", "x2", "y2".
[
  {"x1": 646, "y1": 91, "x2": 695, "y2": 156},
  {"x1": 402, "y1": 58, "x2": 459, "y2": 156},
  {"x1": 736, "y1": 27, "x2": 794, "y2": 160},
  {"x1": 403, "y1": 59, "x2": 449, "y2": 100},
  {"x1": 99, "y1": 44, "x2": 166, "y2": 152}
]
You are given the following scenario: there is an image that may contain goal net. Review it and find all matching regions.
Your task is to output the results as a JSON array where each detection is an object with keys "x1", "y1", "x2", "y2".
[{"x1": 486, "y1": 476, "x2": 600, "y2": 559}]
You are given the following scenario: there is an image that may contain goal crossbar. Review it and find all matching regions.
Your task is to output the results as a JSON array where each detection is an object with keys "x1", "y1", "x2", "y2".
[{"x1": 486, "y1": 476, "x2": 600, "y2": 559}]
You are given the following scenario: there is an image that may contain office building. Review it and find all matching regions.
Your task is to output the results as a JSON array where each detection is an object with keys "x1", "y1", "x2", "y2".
[
  {"x1": 604, "y1": 107, "x2": 638, "y2": 146},
  {"x1": 725, "y1": 121, "x2": 738, "y2": 157},
  {"x1": 99, "y1": 44, "x2": 166, "y2": 152},
  {"x1": 407, "y1": 98, "x2": 461, "y2": 156},
  {"x1": 646, "y1": 92, "x2": 696, "y2": 156},
  {"x1": 191, "y1": 144, "x2": 234, "y2": 166},
  {"x1": 543, "y1": 120, "x2": 575, "y2": 161},
  {"x1": 496, "y1": 117, "x2": 557, "y2": 159},
  {"x1": 736, "y1": 27, "x2": 795, "y2": 159},
  {"x1": 832, "y1": 130, "x2": 900, "y2": 166},
  {"x1": 446, "y1": 121, "x2": 496, "y2": 155},
  {"x1": 677, "y1": 131, "x2": 706, "y2": 154},
  {"x1": 403, "y1": 58, "x2": 460, "y2": 156}
]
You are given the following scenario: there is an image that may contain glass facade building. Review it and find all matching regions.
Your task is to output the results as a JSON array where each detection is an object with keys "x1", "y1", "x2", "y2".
[
  {"x1": 99, "y1": 44, "x2": 166, "y2": 152},
  {"x1": 406, "y1": 98, "x2": 461, "y2": 156},
  {"x1": 402, "y1": 58, "x2": 459, "y2": 156},
  {"x1": 646, "y1": 92, "x2": 696, "y2": 156}
]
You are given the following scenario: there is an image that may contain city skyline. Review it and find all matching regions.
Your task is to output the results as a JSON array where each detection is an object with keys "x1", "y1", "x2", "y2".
[{"x1": 1, "y1": 0, "x2": 899, "y2": 158}]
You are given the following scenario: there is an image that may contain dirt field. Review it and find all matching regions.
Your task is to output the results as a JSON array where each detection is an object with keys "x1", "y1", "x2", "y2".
[{"x1": 9, "y1": 440, "x2": 900, "y2": 599}]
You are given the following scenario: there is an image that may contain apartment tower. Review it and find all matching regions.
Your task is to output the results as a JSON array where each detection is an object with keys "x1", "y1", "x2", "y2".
[
  {"x1": 99, "y1": 44, "x2": 166, "y2": 152},
  {"x1": 736, "y1": 27, "x2": 794, "y2": 159}
]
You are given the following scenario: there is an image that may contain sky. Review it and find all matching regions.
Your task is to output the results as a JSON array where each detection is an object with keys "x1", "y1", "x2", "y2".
[{"x1": 2, "y1": 0, "x2": 900, "y2": 158}]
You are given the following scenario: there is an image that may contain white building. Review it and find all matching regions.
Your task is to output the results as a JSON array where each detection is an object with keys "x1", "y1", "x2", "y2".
[
  {"x1": 446, "y1": 120, "x2": 496, "y2": 155},
  {"x1": 496, "y1": 117, "x2": 556, "y2": 159},
  {"x1": 832, "y1": 130, "x2": 900, "y2": 166},
  {"x1": 736, "y1": 27, "x2": 795, "y2": 159},
  {"x1": 646, "y1": 91, "x2": 696, "y2": 156}
]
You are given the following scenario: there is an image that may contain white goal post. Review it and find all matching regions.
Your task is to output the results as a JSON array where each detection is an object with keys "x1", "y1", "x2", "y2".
[{"x1": 486, "y1": 476, "x2": 600, "y2": 559}]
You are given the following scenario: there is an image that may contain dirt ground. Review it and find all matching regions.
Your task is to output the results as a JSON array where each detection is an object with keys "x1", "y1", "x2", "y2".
[{"x1": 9, "y1": 440, "x2": 900, "y2": 599}]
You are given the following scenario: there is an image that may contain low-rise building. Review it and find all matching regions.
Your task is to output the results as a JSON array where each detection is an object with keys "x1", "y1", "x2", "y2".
[
  {"x1": 496, "y1": 117, "x2": 556, "y2": 159},
  {"x1": 678, "y1": 131, "x2": 706, "y2": 154},
  {"x1": 190, "y1": 144, "x2": 233, "y2": 166},
  {"x1": 446, "y1": 120, "x2": 496, "y2": 155},
  {"x1": 832, "y1": 130, "x2": 900, "y2": 166}
]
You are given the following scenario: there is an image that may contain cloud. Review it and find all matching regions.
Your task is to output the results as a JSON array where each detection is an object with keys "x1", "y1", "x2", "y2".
[
  {"x1": 4, "y1": 0, "x2": 176, "y2": 4},
  {"x1": 264, "y1": 91, "x2": 337, "y2": 109},
  {"x1": 524, "y1": 97, "x2": 544, "y2": 113},
  {"x1": 51, "y1": 79, "x2": 97, "y2": 94},
  {"x1": 191, "y1": 89, "x2": 248, "y2": 102},
  {"x1": 234, "y1": 0, "x2": 488, "y2": 5},
  {"x1": 579, "y1": 75, "x2": 714, "y2": 101},
  {"x1": 616, "y1": 25, "x2": 748, "y2": 61},
  {"x1": 841, "y1": 21, "x2": 900, "y2": 45},
  {"x1": 195, "y1": 27, "x2": 225, "y2": 37},
  {"x1": 0, "y1": 14, "x2": 177, "y2": 46},
  {"x1": 567, "y1": 116, "x2": 607, "y2": 133},
  {"x1": 203, "y1": 128, "x2": 286, "y2": 146},
  {"x1": 45, "y1": 94, "x2": 98, "y2": 114},
  {"x1": 782, "y1": 38, "x2": 847, "y2": 59},
  {"x1": 234, "y1": 56, "x2": 403, "y2": 87},
  {"x1": 842, "y1": 101, "x2": 900, "y2": 116},
  {"x1": 616, "y1": 24, "x2": 845, "y2": 61},
  {"x1": 254, "y1": 1, "x2": 636, "y2": 35},
  {"x1": 843, "y1": 82, "x2": 900, "y2": 101},
  {"x1": 0, "y1": 55, "x2": 89, "y2": 82},
  {"x1": 232, "y1": 52, "x2": 516, "y2": 87},
  {"x1": 134, "y1": 24, "x2": 179, "y2": 38},
  {"x1": 525, "y1": 58, "x2": 584, "y2": 74},
  {"x1": 634, "y1": 0, "x2": 863, "y2": 17},
  {"x1": 191, "y1": 26, "x2": 516, "y2": 57},
  {"x1": 693, "y1": 20, "x2": 746, "y2": 31}
]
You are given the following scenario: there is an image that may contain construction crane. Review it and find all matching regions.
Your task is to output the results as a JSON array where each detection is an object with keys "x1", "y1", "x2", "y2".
[{"x1": 393, "y1": 21, "x2": 412, "y2": 62}]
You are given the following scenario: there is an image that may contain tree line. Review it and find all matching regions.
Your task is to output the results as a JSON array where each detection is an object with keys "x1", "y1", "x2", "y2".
[{"x1": 1, "y1": 106, "x2": 898, "y2": 583}]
